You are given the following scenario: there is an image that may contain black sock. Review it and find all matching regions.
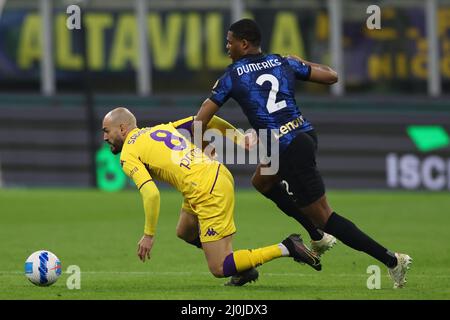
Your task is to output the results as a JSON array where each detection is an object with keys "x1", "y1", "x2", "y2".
[
  {"x1": 263, "y1": 182, "x2": 323, "y2": 241},
  {"x1": 186, "y1": 237, "x2": 202, "y2": 249},
  {"x1": 324, "y1": 212, "x2": 397, "y2": 268}
]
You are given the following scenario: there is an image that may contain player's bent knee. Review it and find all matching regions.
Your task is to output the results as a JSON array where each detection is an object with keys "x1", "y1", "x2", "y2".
[
  {"x1": 208, "y1": 265, "x2": 225, "y2": 278},
  {"x1": 205, "y1": 257, "x2": 226, "y2": 278}
]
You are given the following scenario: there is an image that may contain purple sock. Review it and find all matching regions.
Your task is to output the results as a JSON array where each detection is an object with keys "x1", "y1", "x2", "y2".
[{"x1": 223, "y1": 253, "x2": 237, "y2": 277}]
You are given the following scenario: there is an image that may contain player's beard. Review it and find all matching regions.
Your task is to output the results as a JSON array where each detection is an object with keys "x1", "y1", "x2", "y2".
[{"x1": 110, "y1": 139, "x2": 124, "y2": 155}]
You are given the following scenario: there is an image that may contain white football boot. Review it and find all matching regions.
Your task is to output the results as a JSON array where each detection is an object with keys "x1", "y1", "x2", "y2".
[
  {"x1": 310, "y1": 232, "x2": 337, "y2": 257},
  {"x1": 388, "y1": 253, "x2": 413, "y2": 289}
]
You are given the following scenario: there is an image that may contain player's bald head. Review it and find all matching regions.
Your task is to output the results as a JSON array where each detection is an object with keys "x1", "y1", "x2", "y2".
[
  {"x1": 104, "y1": 107, "x2": 137, "y2": 129},
  {"x1": 102, "y1": 107, "x2": 137, "y2": 154}
]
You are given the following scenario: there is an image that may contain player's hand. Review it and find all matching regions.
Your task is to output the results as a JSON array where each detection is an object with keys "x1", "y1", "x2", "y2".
[
  {"x1": 243, "y1": 130, "x2": 258, "y2": 150},
  {"x1": 137, "y1": 234, "x2": 154, "y2": 262}
]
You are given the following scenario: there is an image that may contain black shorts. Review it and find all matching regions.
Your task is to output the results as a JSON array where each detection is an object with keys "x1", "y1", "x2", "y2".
[{"x1": 277, "y1": 130, "x2": 325, "y2": 207}]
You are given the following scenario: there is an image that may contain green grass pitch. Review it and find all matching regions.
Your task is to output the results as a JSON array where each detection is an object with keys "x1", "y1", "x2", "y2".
[{"x1": 0, "y1": 188, "x2": 449, "y2": 300}]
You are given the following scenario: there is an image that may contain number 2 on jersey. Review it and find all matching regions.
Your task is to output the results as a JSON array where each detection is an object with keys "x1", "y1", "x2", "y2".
[{"x1": 256, "y1": 74, "x2": 287, "y2": 114}]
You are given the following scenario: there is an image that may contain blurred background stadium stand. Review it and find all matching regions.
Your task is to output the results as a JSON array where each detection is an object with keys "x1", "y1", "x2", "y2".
[{"x1": 0, "y1": 0, "x2": 449, "y2": 191}]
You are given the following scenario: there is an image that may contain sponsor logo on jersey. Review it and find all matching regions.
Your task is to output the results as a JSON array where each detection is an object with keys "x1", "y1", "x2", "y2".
[{"x1": 273, "y1": 115, "x2": 304, "y2": 139}]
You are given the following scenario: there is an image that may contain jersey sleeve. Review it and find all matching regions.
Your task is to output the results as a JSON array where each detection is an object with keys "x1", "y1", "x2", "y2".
[
  {"x1": 139, "y1": 180, "x2": 160, "y2": 236},
  {"x1": 120, "y1": 151, "x2": 153, "y2": 190},
  {"x1": 207, "y1": 115, "x2": 245, "y2": 145},
  {"x1": 172, "y1": 116, "x2": 195, "y2": 135},
  {"x1": 286, "y1": 56, "x2": 311, "y2": 80},
  {"x1": 209, "y1": 72, "x2": 232, "y2": 107}
]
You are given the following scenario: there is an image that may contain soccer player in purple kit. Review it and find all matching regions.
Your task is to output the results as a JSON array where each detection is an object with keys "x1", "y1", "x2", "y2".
[{"x1": 102, "y1": 107, "x2": 321, "y2": 287}]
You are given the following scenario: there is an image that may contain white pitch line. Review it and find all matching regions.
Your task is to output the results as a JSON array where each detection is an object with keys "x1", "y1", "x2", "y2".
[{"x1": 1, "y1": 271, "x2": 450, "y2": 278}]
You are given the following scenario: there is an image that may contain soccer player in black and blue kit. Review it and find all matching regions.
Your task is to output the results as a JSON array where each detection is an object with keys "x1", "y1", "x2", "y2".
[{"x1": 194, "y1": 19, "x2": 412, "y2": 288}]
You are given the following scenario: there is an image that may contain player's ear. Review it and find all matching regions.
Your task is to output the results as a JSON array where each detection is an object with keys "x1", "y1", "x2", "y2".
[
  {"x1": 119, "y1": 123, "x2": 127, "y2": 135},
  {"x1": 241, "y1": 39, "x2": 249, "y2": 50}
]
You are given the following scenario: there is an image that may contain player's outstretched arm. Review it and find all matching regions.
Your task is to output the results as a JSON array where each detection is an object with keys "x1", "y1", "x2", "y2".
[
  {"x1": 287, "y1": 55, "x2": 338, "y2": 85},
  {"x1": 207, "y1": 115, "x2": 247, "y2": 146},
  {"x1": 194, "y1": 98, "x2": 220, "y2": 134},
  {"x1": 195, "y1": 103, "x2": 257, "y2": 151},
  {"x1": 192, "y1": 99, "x2": 221, "y2": 152},
  {"x1": 137, "y1": 181, "x2": 160, "y2": 262}
]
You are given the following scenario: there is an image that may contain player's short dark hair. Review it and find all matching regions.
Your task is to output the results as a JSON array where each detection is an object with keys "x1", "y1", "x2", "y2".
[{"x1": 229, "y1": 19, "x2": 262, "y2": 47}]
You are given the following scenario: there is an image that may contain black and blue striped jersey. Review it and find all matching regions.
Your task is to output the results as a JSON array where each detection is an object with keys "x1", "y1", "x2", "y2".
[{"x1": 210, "y1": 53, "x2": 313, "y2": 152}]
